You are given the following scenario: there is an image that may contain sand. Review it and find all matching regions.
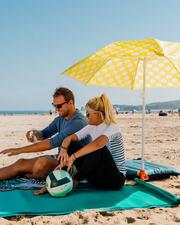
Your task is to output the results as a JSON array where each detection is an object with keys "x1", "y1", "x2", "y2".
[{"x1": 0, "y1": 114, "x2": 179, "y2": 225}]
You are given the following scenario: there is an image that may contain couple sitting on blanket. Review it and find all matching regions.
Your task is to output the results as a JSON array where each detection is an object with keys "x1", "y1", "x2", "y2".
[{"x1": 0, "y1": 87, "x2": 126, "y2": 194}]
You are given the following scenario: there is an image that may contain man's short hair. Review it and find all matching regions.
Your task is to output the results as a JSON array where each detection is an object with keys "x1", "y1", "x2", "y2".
[{"x1": 53, "y1": 87, "x2": 75, "y2": 104}]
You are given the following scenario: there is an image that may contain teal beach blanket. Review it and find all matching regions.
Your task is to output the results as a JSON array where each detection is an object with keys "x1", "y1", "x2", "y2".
[
  {"x1": 0, "y1": 179, "x2": 179, "y2": 217},
  {"x1": 0, "y1": 160, "x2": 179, "y2": 191},
  {"x1": 126, "y1": 160, "x2": 180, "y2": 180}
]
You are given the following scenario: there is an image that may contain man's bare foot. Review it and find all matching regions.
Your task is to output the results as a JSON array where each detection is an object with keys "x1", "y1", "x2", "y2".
[
  {"x1": 34, "y1": 185, "x2": 47, "y2": 195},
  {"x1": 34, "y1": 179, "x2": 78, "y2": 195}
]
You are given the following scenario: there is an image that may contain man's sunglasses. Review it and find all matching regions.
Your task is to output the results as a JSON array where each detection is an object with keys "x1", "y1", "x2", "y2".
[{"x1": 52, "y1": 101, "x2": 67, "y2": 109}]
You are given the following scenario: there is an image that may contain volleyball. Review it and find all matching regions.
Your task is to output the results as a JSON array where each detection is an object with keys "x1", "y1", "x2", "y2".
[{"x1": 46, "y1": 169, "x2": 73, "y2": 197}]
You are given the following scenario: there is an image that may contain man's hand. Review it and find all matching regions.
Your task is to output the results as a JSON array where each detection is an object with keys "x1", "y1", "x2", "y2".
[
  {"x1": 26, "y1": 130, "x2": 43, "y2": 143},
  {"x1": 0, "y1": 148, "x2": 22, "y2": 156}
]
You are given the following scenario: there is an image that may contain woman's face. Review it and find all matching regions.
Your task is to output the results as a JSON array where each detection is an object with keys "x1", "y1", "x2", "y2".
[{"x1": 86, "y1": 108, "x2": 103, "y2": 125}]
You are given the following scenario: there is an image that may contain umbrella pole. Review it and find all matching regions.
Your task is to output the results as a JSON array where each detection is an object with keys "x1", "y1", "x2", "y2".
[
  {"x1": 138, "y1": 57, "x2": 149, "y2": 180},
  {"x1": 141, "y1": 57, "x2": 146, "y2": 171}
]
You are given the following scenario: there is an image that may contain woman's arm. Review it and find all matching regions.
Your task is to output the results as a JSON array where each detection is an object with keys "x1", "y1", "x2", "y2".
[
  {"x1": 74, "y1": 135, "x2": 108, "y2": 158},
  {"x1": 66, "y1": 135, "x2": 108, "y2": 171},
  {"x1": 57, "y1": 134, "x2": 78, "y2": 168},
  {"x1": 61, "y1": 134, "x2": 78, "y2": 150}
]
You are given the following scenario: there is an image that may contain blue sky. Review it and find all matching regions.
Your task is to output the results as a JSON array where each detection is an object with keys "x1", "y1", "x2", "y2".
[{"x1": 0, "y1": 0, "x2": 180, "y2": 110}]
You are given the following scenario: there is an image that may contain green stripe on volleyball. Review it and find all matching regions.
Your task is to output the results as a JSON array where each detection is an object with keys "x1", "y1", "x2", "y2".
[{"x1": 46, "y1": 169, "x2": 73, "y2": 197}]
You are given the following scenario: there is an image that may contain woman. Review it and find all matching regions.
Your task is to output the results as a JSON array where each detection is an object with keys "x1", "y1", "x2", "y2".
[{"x1": 57, "y1": 93, "x2": 126, "y2": 190}]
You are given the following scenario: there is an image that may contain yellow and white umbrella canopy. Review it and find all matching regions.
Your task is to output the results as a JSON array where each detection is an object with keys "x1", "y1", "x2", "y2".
[
  {"x1": 64, "y1": 38, "x2": 180, "y2": 88},
  {"x1": 63, "y1": 38, "x2": 180, "y2": 180}
]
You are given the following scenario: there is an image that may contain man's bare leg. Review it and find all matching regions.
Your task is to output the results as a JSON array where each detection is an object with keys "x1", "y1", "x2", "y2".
[
  {"x1": 0, "y1": 156, "x2": 58, "y2": 181},
  {"x1": 0, "y1": 157, "x2": 39, "y2": 180},
  {"x1": 32, "y1": 156, "x2": 58, "y2": 179}
]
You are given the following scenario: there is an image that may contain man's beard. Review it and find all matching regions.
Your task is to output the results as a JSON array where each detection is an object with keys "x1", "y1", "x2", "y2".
[{"x1": 59, "y1": 109, "x2": 70, "y2": 118}]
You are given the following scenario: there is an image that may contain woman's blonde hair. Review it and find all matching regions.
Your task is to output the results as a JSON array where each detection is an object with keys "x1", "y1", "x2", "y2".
[{"x1": 86, "y1": 93, "x2": 116, "y2": 125}]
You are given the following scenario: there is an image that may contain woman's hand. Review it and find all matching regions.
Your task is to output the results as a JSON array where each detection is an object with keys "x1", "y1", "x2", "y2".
[
  {"x1": 56, "y1": 148, "x2": 69, "y2": 169},
  {"x1": 67, "y1": 154, "x2": 76, "y2": 172},
  {"x1": 0, "y1": 148, "x2": 22, "y2": 156},
  {"x1": 55, "y1": 134, "x2": 78, "y2": 169}
]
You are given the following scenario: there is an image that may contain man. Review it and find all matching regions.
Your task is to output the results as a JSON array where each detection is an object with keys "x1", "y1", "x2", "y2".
[{"x1": 0, "y1": 87, "x2": 88, "y2": 181}]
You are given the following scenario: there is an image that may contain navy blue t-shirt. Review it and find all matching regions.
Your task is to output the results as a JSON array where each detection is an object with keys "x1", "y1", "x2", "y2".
[{"x1": 41, "y1": 110, "x2": 89, "y2": 152}]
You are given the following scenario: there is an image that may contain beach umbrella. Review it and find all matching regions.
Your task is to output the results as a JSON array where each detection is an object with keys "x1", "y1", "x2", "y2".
[{"x1": 62, "y1": 38, "x2": 180, "y2": 180}]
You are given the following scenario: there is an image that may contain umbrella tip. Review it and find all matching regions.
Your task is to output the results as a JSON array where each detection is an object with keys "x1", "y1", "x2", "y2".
[{"x1": 137, "y1": 170, "x2": 149, "y2": 181}]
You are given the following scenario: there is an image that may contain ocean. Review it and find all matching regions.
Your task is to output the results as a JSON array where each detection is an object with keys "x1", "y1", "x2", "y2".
[
  {"x1": 0, "y1": 110, "x2": 49, "y2": 115},
  {"x1": 0, "y1": 110, "x2": 85, "y2": 115}
]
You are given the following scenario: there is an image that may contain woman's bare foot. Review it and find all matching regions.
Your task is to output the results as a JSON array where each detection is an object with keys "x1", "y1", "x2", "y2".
[{"x1": 34, "y1": 185, "x2": 47, "y2": 195}]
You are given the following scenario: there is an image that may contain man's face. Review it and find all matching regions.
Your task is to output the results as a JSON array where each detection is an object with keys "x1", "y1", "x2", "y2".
[{"x1": 52, "y1": 95, "x2": 71, "y2": 117}]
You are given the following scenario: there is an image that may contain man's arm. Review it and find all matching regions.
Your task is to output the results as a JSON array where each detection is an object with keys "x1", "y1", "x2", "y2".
[
  {"x1": 0, "y1": 139, "x2": 51, "y2": 156},
  {"x1": 49, "y1": 119, "x2": 88, "y2": 149},
  {"x1": 41, "y1": 117, "x2": 59, "y2": 139}
]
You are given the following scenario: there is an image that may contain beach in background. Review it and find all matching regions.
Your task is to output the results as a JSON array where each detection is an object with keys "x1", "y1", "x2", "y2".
[{"x1": 0, "y1": 113, "x2": 179, "y2": 225}]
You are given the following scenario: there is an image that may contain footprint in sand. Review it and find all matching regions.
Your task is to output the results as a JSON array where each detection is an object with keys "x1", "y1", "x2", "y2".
[
  {"x1": 174, "y1": 212, "x2": 180, "y2": 222},
  {"x1": 126, "y1": 217, "x2": 136, "y2": 223},
  {"x1": 136, "y1": 213, "x2": 150, "y2": 220},
  {"x1": 99, "y1": 211, "x2": 115, "y2": 217}
]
